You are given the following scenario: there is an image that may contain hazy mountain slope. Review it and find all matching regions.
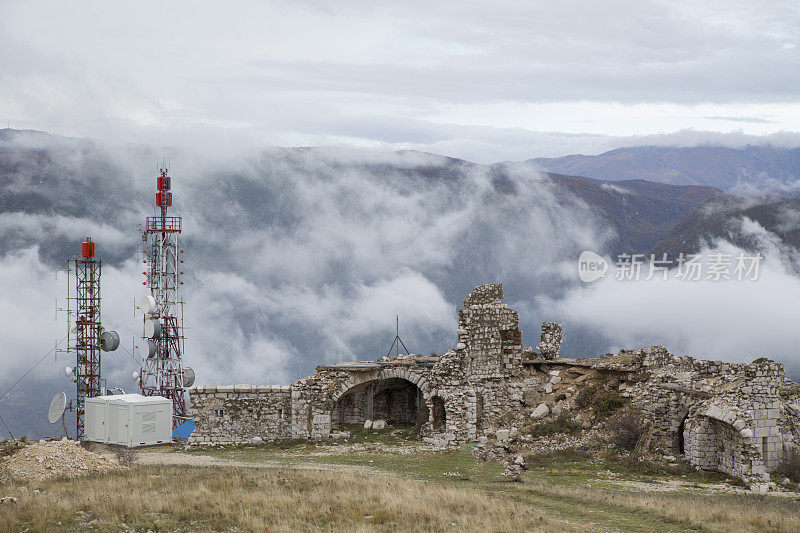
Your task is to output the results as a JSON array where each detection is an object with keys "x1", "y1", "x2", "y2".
[
  {"x1": 650, "y1": 195, "x2": 800, "y2": 259},
  {"x1": 545, "y1": 174, "x2": 723, "y2": 256},
  {"x1": 531, "y1": 145, "x2": 800, "y2": 191}
]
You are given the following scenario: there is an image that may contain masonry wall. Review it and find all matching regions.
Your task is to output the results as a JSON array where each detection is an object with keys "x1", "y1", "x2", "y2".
[{"x1": 187, "y1": 385, "x2": 291, "y2": 444}]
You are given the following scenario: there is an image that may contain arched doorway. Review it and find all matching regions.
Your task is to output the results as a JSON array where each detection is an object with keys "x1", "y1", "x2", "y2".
[{"x1": 332, "y1": 377, "x2": 428, "y2": 431}]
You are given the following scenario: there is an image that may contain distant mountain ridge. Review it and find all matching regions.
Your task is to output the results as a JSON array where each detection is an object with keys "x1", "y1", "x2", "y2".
[{"x1": 530, "y1": 145, "x2": 800, "y2": 191}]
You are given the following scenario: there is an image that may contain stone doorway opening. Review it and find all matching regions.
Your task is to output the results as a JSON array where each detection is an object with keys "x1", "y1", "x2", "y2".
[
  {"x1": 431, "y1": 396, "x2": 446, "y2": 432},
  {"x1": 678, "y1": 413, "x2": 689, "y2": 454},
  {"x1": 332, "y1": 378, "x2": 428, "y2": 431}
]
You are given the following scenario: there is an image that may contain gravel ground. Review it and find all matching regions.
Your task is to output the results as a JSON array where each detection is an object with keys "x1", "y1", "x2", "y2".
[{"x1": 0, "y1": 439, "x2": 120, "y2": 482}]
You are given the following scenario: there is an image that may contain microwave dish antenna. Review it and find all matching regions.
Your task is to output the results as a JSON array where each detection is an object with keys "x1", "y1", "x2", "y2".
[
  {"x1": 48, "y1": 392, "x2": 67, "y2": 424},
  {"x1": 100, "y1": 330, "x2": 120, "y2": 352}
]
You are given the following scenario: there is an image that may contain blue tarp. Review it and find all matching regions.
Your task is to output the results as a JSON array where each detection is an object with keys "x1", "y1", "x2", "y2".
[{"x1": 172, "y1": 419, "x2": 195, "y2": 439}]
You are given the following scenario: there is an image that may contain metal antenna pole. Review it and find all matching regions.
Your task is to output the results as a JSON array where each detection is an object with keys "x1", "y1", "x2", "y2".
[{"x1": 385, "y1": 314, "x2": 411, "y2": 358}]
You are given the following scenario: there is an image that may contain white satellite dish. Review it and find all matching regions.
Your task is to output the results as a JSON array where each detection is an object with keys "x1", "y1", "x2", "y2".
[
  {"x1": 144, "y1": 319, "x2": 162, "y2": 339},
  {"x1": 138, "y1": 339, "x2": 157, "y2": 359},
  {"x1": 182, "y1": 367, "x2": 195, "y2": 387},
  {"x1": 132, "y1": 370, "x2": 140, "y2": 381},
  {"x1": 48, "y1": 392, "x2": 67, "y2": 424},
  {"x1": 65, "y1": 366, "x2": 73, "y2": 377},
  {"x1": 141, "y1": 294, "x2": 156, "y2": 315}
]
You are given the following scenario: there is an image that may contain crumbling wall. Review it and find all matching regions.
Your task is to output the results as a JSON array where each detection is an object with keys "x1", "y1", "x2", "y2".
[
  {"x1": 536, "y1": 322, "x2": 563, "y2": 359},
  {"x1": 458, "y1": 284, "x2": 523, "y2": 378},
  {"x1": 187, "y1": 385, "x2": 291, "y2": 444}
]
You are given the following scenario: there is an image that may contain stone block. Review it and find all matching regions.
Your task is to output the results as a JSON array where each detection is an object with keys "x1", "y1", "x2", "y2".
[{"x1": 531, "y1": 403, "x2": 549, "y2": 420}]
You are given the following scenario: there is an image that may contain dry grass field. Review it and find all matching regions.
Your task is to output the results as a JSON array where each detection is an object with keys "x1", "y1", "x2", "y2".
[
  {"x1": 1, "y1": 465, "x2": 554, "y2": 532},
  {"x1": 1, "y1": 431, "x2": 799, "y2": 532}
]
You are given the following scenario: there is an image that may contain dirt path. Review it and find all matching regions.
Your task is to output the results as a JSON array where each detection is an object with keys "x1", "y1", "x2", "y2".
[
  {"x1": 138, "y1": 451, "x2": 297, "y2": 470},
  {"x1": 138, "y1": 451, "x2": 377, "y2": 475}
]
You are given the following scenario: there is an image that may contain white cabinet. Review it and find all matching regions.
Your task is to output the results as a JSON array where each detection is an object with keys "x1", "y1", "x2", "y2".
[{"x1": 84, "y1": 394, "x2": 172, "y2": 446}]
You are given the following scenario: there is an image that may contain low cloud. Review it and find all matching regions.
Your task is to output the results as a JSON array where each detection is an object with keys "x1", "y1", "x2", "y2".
[{"x1": 545, "y1": 219, "x2": 800, "y2": 376}]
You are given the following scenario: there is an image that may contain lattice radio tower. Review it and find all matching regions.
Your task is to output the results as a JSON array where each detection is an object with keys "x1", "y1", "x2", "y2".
[
  {"x1": 66, "y1": 238, "x2": 102, "y2": 439},
  {"x1": 136, "y1": 167, "x2": 188, "y2": 426},
  {"x1": 63, "y1": 238, "x2": 120, "y2": 440}
]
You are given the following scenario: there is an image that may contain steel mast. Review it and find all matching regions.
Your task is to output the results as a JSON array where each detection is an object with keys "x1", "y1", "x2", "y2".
[
  {"x1": 137, "y1": 167, "x2": 187, "y2": 426},
  {"x1": 67, "y1": 238, "x2": 102, "y2": 439}
]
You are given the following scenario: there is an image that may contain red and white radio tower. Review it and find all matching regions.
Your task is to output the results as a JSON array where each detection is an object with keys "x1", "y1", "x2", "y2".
[{"x1": 136, "y1": 167, "x2": 191, "y2": 426}]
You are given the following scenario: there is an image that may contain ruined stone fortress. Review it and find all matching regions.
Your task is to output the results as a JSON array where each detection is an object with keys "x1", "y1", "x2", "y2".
[{"x1": 189, "y1": 284, "x2": 800, "y2": 487}]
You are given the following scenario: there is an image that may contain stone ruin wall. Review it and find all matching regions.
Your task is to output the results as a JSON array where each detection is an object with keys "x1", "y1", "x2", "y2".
[
  {"x1": 189, "y1": 385, "x2": 291, "y2": 444},
  {"x1": 187, "y1": 283, "x2": 800, "y2": 488}
]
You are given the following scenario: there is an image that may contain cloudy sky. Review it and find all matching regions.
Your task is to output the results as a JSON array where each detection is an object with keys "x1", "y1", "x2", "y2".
[{"x1": 2, "y1": 1, "x2": 800, "y2": 162}]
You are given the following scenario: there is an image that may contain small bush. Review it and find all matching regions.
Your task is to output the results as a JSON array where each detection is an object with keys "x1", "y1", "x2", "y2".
[
  {"x1": 778, "y1": 448, "x2": 800, "y2": 484},
  {"x1": 607, "y1": 411, "x2": 645, "y2": 450},
  {"x1": 525, "y1": 414, "x2": 581, "y2": 438},
  {"x1": 593, "y1": 390, "x2": 627, "y2": 418},
  {"x1": 574, "y1": 386, "x2": 627, "y2": 418},
  {"x1": 113, "y1": 447, "x2": 138, "y2": 466},
  {"x1": 574, "y1": 387, "x2": 597, "y2": 410}
]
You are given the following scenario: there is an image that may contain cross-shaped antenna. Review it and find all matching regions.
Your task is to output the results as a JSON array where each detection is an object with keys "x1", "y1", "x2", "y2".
[{"x1": 385, "y1": 315, "x2": 411, "y2": 358}]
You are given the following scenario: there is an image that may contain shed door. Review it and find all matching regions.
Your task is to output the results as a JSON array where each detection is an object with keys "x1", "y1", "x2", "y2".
[
  {"x1": 108, "y1": 406, "x2": 119, "y2": 444},
  {"x1": 94, "y1": 403, "x2": 106, "y2": 442}
]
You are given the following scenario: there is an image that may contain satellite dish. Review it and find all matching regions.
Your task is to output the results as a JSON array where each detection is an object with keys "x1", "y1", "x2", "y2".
[
  {"x1": 182, "y1": 367, "x2": 195, "y2": 387},
  {"x1": 141, "y1": 294, "x2": 156, "y2": 315},
  {"x1": 48, "y1": 392, "x2": 67, "y2": 423},
  {"x1": 144, "y1": 319, "x2": 162, "y2": 338},
  {"x1": 132, "y1": 370, "x2": 140, "y2": 381},
  {"x1": 100, "y1": 330, "x2": 120, "y2": 351},
  {"x1": 65, "y1": 366, "x2": 73, "y2": 377},
  {"x1": 138, "y1": 339, "x2": 157, "y2": 359}
]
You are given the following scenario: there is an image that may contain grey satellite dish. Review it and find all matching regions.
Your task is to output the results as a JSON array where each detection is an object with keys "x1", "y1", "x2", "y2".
[
  {"x1": 100, "y1": 330, "x2": 120, "y2": 351},
  {"x1": 144, "y1": 319, "x2": 162, "y2": 338},
  {"x1": 138, "y1": 339, "x2": 157, "y2": 359},
  {"x1": 141, "y1": 294, "x2": 156, "y2": 315},
  {"x1": 182, "y1": 367, "x2": 195, "y2": 387},
  {"x1": 48, "y1": 392, "x2": 67, "y2": 424}
]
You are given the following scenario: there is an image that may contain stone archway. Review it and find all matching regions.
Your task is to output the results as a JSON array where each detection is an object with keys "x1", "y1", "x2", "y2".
[
  {"x1": 331, "y1": 377, "x2": 428, "y2": 429},
  {"x1": 327, "y1": 367, "x2": 435, "y2": 436}
]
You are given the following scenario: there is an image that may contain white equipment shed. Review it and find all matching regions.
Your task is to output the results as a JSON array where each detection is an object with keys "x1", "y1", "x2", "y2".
[{"x1": 85, "y1": 394, "x2": 172, "y2": 447}]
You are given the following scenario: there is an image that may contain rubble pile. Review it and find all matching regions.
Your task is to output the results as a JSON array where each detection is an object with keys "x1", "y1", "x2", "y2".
[{"x1": 0, "y1": 438, "x2": 120, "y2": 482}]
